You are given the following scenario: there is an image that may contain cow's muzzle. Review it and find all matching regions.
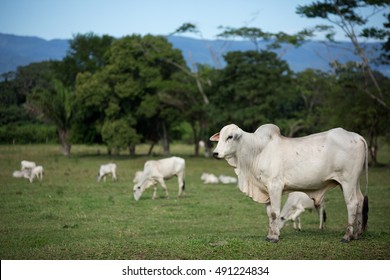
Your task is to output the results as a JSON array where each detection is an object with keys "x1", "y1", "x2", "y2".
[{"x1": 213, "y1": 152, "x2": 222, "y2": 159}]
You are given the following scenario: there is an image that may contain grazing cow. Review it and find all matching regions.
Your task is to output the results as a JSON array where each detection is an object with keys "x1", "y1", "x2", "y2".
[
  {"x1": 21, "y1": 160, "x2": 36, "y2": 170},
  {"x1": 97, "y1": 163, "x2": 117, "y2": 182},
  {"x1": 279, "y1": 192, "x2": 326, "y2": 231},
  {"x1": 29, "y1": 165, "x2": 44, "y2": 183},
  {"x1": 133, "y1": 156, "x2": 185, "y2": 201},
  {"x1": 219, "y1": 175, "x2": 238, "y2": 184},
  {"x1": 210, "y1": 124, "x2": 368, "y2": 242},
  {"x1": 133, "y1": 170, "x2": 144, "y2": 184},
  {"x1": 201, "y1": 172, "x2": 219, "y2": 184}
]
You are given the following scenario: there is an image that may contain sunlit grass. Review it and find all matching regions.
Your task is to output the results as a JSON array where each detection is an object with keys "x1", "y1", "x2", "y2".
[{"x1": 0, "y1": 144, "x2": 389, "y2": 259}]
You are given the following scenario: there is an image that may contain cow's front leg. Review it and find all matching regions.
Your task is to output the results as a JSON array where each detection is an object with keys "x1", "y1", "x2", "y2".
[
  {"x1": 265, "y1": 184, "x2": 283, "y2": 242},
  {"x1": 291, "y1": 207, "x2": 305, "y2": 231},
  {"x1": 152, "y1": 186, "x2": 158, "y2": 200},
  {"x1": 156, "y1": 178, "x2": 170, "y2": 199}
]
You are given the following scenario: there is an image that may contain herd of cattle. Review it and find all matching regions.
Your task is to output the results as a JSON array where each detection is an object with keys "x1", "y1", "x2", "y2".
[{"x1": 11, "y1": 123, "x2": 369, "y2": 243}]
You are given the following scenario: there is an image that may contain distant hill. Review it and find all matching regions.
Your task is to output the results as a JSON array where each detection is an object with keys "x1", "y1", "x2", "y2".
[
  {"x1": 0, "y1": 33, "x2": 388, "y2": 76},
  {"x1": 0, "y1": 33, "x2": 69, "y2": 74}
]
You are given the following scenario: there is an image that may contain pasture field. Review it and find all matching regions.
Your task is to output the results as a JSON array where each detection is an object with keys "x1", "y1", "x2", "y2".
[{"x1": 0, "y1": 144, "x2": 389, "y2": 260}]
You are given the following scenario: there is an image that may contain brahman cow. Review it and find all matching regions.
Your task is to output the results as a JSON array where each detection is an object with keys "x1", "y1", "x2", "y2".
[
  {"x1": 21, "y1": 160, "x2": 36, "y2": 170},
  {"x1": 29, "y1": 165, "x2": 44, "y2": 183},
  {"x1": 133, "y1": 156, "x2": 185, "y2": 201},
  {"x1": 210, "y1": 124, "x2": 368, "y2": 242},
  {"x1": 97, "y1": 163, "x2": 117, "y2": 182},
  {"x1": 279, "y1": 191, "x2": 326, "y2": 231}
]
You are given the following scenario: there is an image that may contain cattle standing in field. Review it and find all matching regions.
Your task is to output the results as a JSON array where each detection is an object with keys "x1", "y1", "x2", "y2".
[
  {"x1": 29, "y1": 165, "x2": 44, "y2": 183},
  {"x1": 133, "y1": 156, "x2": 185, "y2": 201},
  {"x1": 279, "y1": 192, "x2": 326, "y2": 231},
  {"x1": 210, "y1": 123, "x2": 368, "y2": 243},
  {"x1": 97, "y1": 163, "x2": 117, "y2": 182}
]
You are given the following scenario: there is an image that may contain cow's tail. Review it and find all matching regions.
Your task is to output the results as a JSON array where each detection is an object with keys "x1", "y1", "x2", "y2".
[
  {"x1": 323, "y1": 208, "x2": 327, "y2": 224},
  {"x1": 361, "y1": 137, "x2": 369, "y2": 232},
  {"x1": 182, "y1": 179, "x2": 186, "y2": 191}
]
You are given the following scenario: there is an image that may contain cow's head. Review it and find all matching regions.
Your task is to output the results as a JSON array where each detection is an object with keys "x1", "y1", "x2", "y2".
[
  {"x1": 210, "y1": 124, "x2": 243, "y2": 160},
  {"x1": 133, "y1": 178, "x2": 155, "y2": 201}
]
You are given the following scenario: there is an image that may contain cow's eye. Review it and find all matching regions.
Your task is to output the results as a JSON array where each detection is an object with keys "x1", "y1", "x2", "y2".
[
  {"x1": 137, "y1": 186, "x2": 141, "y2": 190},
  {"x1": 226, "y1": 135, "x2": 233, "y2": 141}
]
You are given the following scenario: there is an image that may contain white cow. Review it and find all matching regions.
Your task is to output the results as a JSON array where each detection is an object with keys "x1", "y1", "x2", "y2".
[
  {"x1": 29, "y1": 165, "x2": 44, "y2": 183},
  {"x1": 201, "y1": 172, "x2": 219, "y2": 184},
  {"x1": 279, "y1": 192, "x2": 326, "y2": 231},
  {"x1": 219, "y1": 175, "x2": 238, "y2": 184},
  {"x1": 97, "y1": 163, "x2": 117, "y2": 182},
  {"x1": 12, "y1": 169, "x2": 31, "y2": 180},
  {"x1": 21, "y1": 160, "x2": 36, "y2": 170},
  {"x1": 133, "y1": 156, "x2": 185, "y2": 201},
  {"x1": 133, "y1": 170, "x2": 144, "y2": 184},
  {"x1": 210, "y1": 123, "x2": 368, "y2": 242}
]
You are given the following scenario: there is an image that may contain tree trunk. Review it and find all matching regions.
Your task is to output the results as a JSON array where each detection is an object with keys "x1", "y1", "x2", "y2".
[
  {"x1": 58, "y1": 128, "x2": 71, "y2": 156},
  {"x1": 161, "y1": 122, "x2": 170, "y2": 155},
  {"x1": 368, "y1": 130, "x2": 378, "y2": 166},
  {"x1": 128, "y1": 145, "x2": 136, "y2": 156},
  {"x1": 147, "y1": 142, "x2": 156, "y2": 156}
]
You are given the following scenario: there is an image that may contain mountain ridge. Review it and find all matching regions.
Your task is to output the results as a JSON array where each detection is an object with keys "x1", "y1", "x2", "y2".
[{"x1": 0, "y1": 33, "x2": 387, "y2": 76}]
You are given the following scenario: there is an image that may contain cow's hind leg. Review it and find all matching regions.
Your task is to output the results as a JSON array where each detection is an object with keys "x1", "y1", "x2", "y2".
[
  {"x1": 156, "y1": 178, "x2": 169, "y2": 199},
  {"x1": 353, "y1": 189, "x2": 366, "y2": 239},
  {"x1": 341, "y1": 183, "x2": 359, "y2": 242},
  {"x1": 177, "y1": 173, "x2": 185, "y2": 198}
]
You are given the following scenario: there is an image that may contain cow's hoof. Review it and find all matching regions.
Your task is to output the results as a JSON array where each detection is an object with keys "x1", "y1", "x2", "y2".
[
  {"x1": 340, "y1": 238, "x2": 350, "y2": 243},
  {"x1": 265, "y1": 237, "x2": 279, "y2": 243}
]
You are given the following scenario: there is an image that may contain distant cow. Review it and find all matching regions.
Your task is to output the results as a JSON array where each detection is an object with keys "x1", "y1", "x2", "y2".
[
  {"x1": 201, "y1": 172, "x2": 219, "y2": 184},
  {"x1": 97, "y1": 163, "x2": 117, "y2": 182},
  {"x1": 210, "y1": 123, "x2": 368, "y2": 242},
  {"x1": 133, "y1": 157, "x2": 185, "y2": 201},
  {"x1": 219, "y1": 175, "x2": 237, "y2": 184},
  {"x1": 29, "y1": 166, "x2": 44, "y2": 183},
  {"x1": 21, "y1": 160, "x2": 36, "y2": 170},
  {"x1": 279, "y1": 192, "x2": 326, "y2": 231},
  {"x1": 12, "y1": 169, "x2": 31, "y2": 180}
]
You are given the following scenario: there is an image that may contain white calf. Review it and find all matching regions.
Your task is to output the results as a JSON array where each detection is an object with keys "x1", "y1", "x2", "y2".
[
  {"x1": 21, "y1": 160, "x2": 36, "y2": 170},
  {"x1": 29, "y1": 166, "x2": 44, "y2": 183},
  {"x1": 279, "y1": 192, "x2": 326, "y2": 231},
  {"x1": 201, "y1": 173, "x2": 219, "y2": 184},
  {"x1": 97, "y1": 163, "x2": 117, "y2": 182}
]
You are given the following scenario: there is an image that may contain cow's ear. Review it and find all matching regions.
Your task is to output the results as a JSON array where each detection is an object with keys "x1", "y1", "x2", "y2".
[
  {"x1": 210, "y1": 132, "x2": 220, "y2": 141},
  {"x1": 233, "y1": 132, "x2": 242, "y2": 141}
]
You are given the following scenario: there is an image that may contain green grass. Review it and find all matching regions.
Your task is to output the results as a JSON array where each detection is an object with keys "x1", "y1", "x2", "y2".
[{"x1": 0, "y1": 144, "x2": 389, "y2": 260}]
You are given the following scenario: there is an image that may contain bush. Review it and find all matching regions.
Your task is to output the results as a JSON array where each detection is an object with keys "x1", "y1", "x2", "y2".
[{"x1": 0, "y1": 124, "x2": 57, "y2": 144}]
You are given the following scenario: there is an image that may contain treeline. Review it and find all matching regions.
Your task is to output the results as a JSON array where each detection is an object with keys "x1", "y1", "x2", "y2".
[{"x1": 0, "y1": 32, "x2": 389, "y2": 163}]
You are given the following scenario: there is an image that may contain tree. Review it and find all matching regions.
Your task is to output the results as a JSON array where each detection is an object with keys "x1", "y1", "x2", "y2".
[
  {"x1": 297, "y1": 0, "x2": 390, "y2": 109},
  {"x1": 54, "y1": 33, "x2": 114, "y2": 88},
  {"x1": 321, "y1": 62, "x2": 390, "y2": 164},
  {"x1": 26, "y1": 80, "x2": 74, "y2": 156},
  {"x1": 290, "y1": 69, "x2": 335, "y2": 136},
  {"x1": 210, "y1": 50, "x2": 296, "y2": 134},
  {"x1": 75, "y1": 35, "x2": 187, "y2": 155}
]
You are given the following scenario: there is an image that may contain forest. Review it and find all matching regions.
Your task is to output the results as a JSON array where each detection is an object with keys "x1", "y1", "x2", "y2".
[{"x1": 0, "y1": 0, "x2": 389, "y2": 165}]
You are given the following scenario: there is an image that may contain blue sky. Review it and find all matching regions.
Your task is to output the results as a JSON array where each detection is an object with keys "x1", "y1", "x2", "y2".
[{"x1": 0, "y1": 0, "x2": 387, "y2": 41}]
